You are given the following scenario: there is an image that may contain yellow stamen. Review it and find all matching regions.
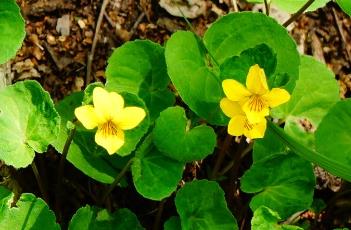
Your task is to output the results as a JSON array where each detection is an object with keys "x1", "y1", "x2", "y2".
[
  {"x1": 100, "y1": 121, "x2": 118, "y2": 137},
  {"x1": 248, "y1": 95, "x2": 265, "y2": 112}
]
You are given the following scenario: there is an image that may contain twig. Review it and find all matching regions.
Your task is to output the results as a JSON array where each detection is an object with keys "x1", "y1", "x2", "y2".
[
  {"x1": 129, "y1": 12, "x2": 146, "y2": 38},
  {"x1": 31, "y1": 161, "x2": 49, "y2": 203},
  {"x1": 283, "y1": 0, "x2": 315, "y2": 27},
  {"x1": 86, "y1": 0, "x2": 111, "y2": 85},
  {"x1": 101, "y1": 158, "x2": 134, "y2": 203},
  {"x1": 210, "y1": 134, "x2": 232, "y2": 179},
  {"x1": 264, "y1": 0, "x2": 270, "y2": 16},
  {"x1": 332, "y1": 7, "x2": 351, "y2": 63},
  {"x1": 152, "y1": 199, "x2": 166, "y2": 230},
  {"x1": 231, "y1": 0, "x2": 239, "y2": 12}
]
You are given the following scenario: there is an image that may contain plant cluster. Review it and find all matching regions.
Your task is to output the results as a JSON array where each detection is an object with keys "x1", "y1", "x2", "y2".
[{"x1": 0, "y1": 0, "x2": 350, "y2": 229}]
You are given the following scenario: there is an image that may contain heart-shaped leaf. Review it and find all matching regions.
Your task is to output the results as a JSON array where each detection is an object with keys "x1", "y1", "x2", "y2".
[
  {"x1": 175, "y1": 180, "x2": 238, "y2": 230},
  {"x1": 68, "y1": 205, "x2": 144, "y2": 230},
  {"x1": 52, "y1": 91, "x2": 148, "y2": 184},
  {"x1": 204, "y1": 12, "x2": 300, "y2": 82},
  {"x1": 0, "y1": 80, "x2": 60, "y2": 168},
  {"x1": 241, "y1": 152, "x2": 315, "y2": 219},
  {"x1": 106, "y1": 40, "x2": 175, "y2": 121},
  {"x1": 0, "y1": 0, "x2": 25, "y2": 64},
  {"x1": 131, "y1": 135, "x2": 184, "y2": 200},
  {"x1": 165, "y1": 31, "x2": 226, "y2": 125},
  {"x1": 153, "y1": 106, "x2": 217, "y2": 162},
  {"x1": 251, "y1": 206, "x2": 303, "y2": 230},
  {"x1": 0, "y1": 186, "x2": 59, "y2": 229},
  {"x1": 273, "y1": 55, "x2": 339, "y2": 147}
]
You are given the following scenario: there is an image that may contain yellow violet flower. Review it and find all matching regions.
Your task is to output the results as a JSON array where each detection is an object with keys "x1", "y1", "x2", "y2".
[
  {"x1": 222, "y1": 64, "x2": 291, "y2": 123},
  {"x1": 220, "y1": 98, "x2": 266, "y2": 139},
  {"x1": 74, "y1": 87, "x2": 146, "y2": 155}
]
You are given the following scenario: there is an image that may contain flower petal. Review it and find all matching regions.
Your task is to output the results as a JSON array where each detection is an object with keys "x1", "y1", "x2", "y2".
[
  {"x1": 222, "y1": 79, "x2": 251, "y2": 101},
  {"x1": 245, "y1": 119, "x2": 267, "y2": 139},
  {"x1": 227, "y1": 115, "x2": 246, "y2": 137},
  {"x1": 93, "y1": 87, "x2": 124, "y2": 121},
  {"x1": 95, "y1": 127, "x2": 125, "y2": 155},
  {"x1": 114, "y1": 107, "x2": 146, "y2": 130},
  {"x1": 74, "y1": 105, "x2": 99, "y2": 129},
  {"x1": 263, "y1": 88, "x2": 291, "y2": 108},
  {"x1": 242, "y1": 97, "x2": 269, "y2": 124},
  {"x1": 220, "y1": 98, "x2": 245, "y2": 118},
  {"x1": 246, "y1": 64, "x2": 269, "y2": 95}
]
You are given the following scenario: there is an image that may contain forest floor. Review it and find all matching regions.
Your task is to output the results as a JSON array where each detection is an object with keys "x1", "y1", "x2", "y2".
[{"x1": 4, "y1": 0, "x2": 351, "y2": 229}]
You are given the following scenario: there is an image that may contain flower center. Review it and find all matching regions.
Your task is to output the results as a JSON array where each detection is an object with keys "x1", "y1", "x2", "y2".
[
  {"x1": 100, "y1": 120, "x2": 118, "y2": 137},
  {"x1": 248, "y1": 95, "x2": 265, "y2": 112},
  {"x1": 243, "y1": 119, "x2": 254, "y2": 131}
]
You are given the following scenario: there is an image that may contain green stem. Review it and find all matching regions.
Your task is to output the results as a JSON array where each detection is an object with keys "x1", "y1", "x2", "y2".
[
  {"x1": 268, "y1": 120, "x2": 351, "y2": 182},
  {"x1": 152, "y1": 198, "x2": 166, "y2": 230},
  {"x1": 31, "y1": 161, "x2": 49, "y2": 203},
  {"x1": 283, "y1": 0, "x2": 315, "y2": 27},
  {"x1": 101, "y1": 158, "x2": 134, "y2": 203}
]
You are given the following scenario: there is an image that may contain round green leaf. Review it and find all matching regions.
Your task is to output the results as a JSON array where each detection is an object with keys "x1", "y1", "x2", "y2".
[
  {"x1": 0, "y1": 186, "x2": 59, "y2": 230},
  {"x1": 153, "y1": 106, "x2": 217, "y2": 162},
  {"x1": 68, "y1": 205, "x2": 143, "y2": 230},
  {"x1": 106, "y1": 40, "x2": 175, "y2": 121},
  {"x1": 131, "y1": 135, "x2": 184, "y2": 200},
  {"x1": 165, "y1": 31, "x2": 227, "y2": 125},
  {"x1": 204, "y1": 12, "x2": 300, "y2": 84},
  {"x1": 52, "y1": 91, "x2": 148, "y2": 184},
  {"x1": 274, "y1": 55, "x2": 339, "y2": 147},
  {"x1": 0, "y1": 0, "x2": 25, "y2": 64},
  {"x1": 164, "y1": 217, "x2": 181, "y2": 230},
  {"x1": 0, "y1": 80, "x2": 60, "y2": 168},
  {"x1": 252, "y1": 206, "x2": 303, "y2": 230},
  {"x1": 175, "y1": 180, "x2": 238, "y2": 230},
  {"x1": 315, "y1": 99, "x2": 351, "y2": 171},
  {"x1": 241, "y1": 153, "x2": 315, "y2": 219},
  {"x1": 337, "y1": 0, "x2": 351, "y2": 16}
]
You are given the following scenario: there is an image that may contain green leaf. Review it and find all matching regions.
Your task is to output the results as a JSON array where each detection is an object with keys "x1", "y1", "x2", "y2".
[
  {"x1": 164, "y1": 217, "x2": 181, "y2": 230},
  {"x1": 0, "y1": 186, "x2": 59, "y2": 230},
  {"x1": 241, "y1": 152, "x2": 315, "y2": 219},
  {"x1": 220, "y1": 44, "x2": 278, "y2": 86},
  {"x1": 251, "y1": 206, "x2": 303, "y2": 230},
  {"x1": 175, "y1": 180, "x2": 238, "y2": 230},
  {"x1": 245, "y1": 0, "x2": 328, "y2": 13},
  {"x1": 52, "y1": 92, "x2": 146, "y2": 184},
  {"x1": 315, "y1": 99, "x2": 351, "y2": 177},
  {"x1": 0, "y1": 0, "x2": 25, "y2": 64},
  {"x1": 337, "y1": 0, "x2": 351, "y2": 16},
  {"x1": 153, "y1": 106, "x2": 217, "y2": 162},
  {"x1": 204, "y1": 12, "x2": 300, "y2": 86},
  {"x1": 68, "y1": 205, "x2": 144, "y2": 230},
  {"x1": 253, "y1": 127, "x2": 287, "y2": 162},
  {"x1": 268, "y1": 119, "x2": 351, "y2": 182},
  {"x1": 0, "y1": 80, "x2": 60, "y2": 168},
  {"x1": 274, "y1": 55, "x2": 339, "y2": 147},
  {"x1": 106, "y1": 40, "x2": 175, "y2": 121},
  {"x1": 131, "y1": 135, "x2": 184, "y2": 200},
  {"x1": 165, "y1": 31, "x2": 226, "y2": 125}
]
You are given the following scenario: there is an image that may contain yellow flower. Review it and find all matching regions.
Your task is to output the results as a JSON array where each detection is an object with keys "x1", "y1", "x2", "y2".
[
  {"x1": 74, "y1": 87, "x2": 146, "y2": 155},
  {"x1": 222, "y1": 64, "x2": 290, "y2": 123},
  {"x1": 220, "y1": 98, "x2": 266, "y2": 139}
]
